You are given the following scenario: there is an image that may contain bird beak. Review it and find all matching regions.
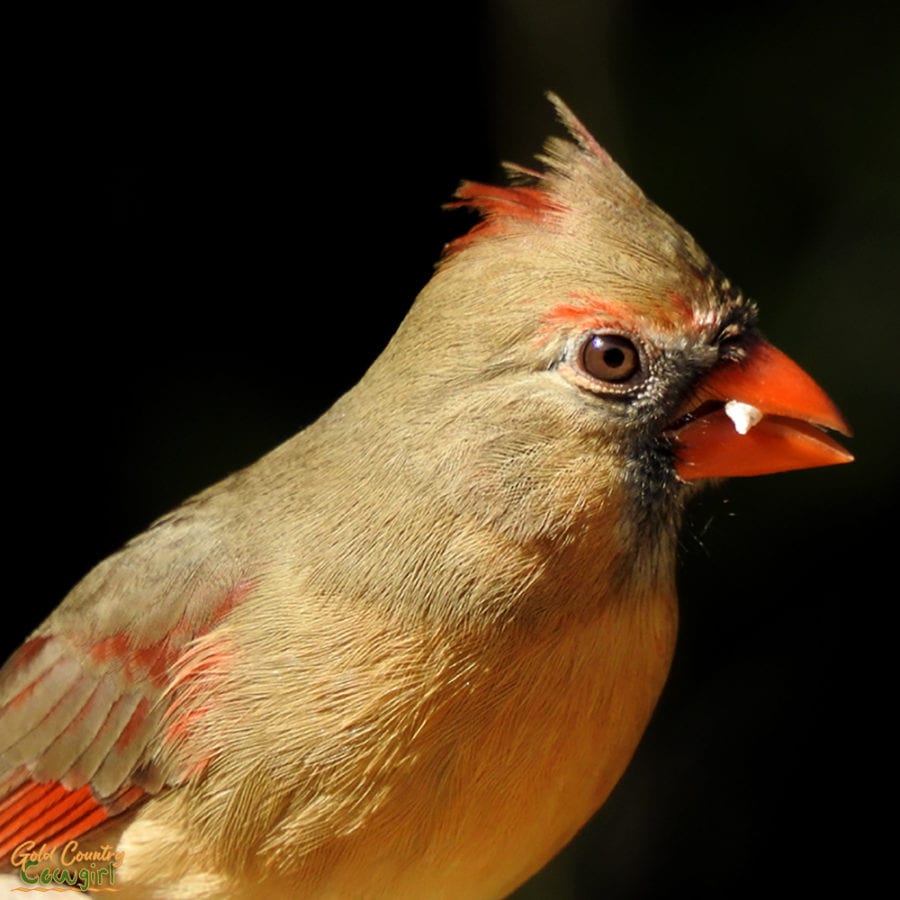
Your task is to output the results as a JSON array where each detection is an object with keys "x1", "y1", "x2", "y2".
[{"x1": 670, "y1": 339, "x2": 854, "y2": 481}]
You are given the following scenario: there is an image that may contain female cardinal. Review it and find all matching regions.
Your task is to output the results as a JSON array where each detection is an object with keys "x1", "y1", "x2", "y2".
[{"x1": 0, "y1": 96, "x2": 851, "y2": 898}]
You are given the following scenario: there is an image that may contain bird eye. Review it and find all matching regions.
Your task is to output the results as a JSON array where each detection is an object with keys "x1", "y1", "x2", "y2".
[{"x1": 579, "y1": 333, "x2": 642, "y2": 384}]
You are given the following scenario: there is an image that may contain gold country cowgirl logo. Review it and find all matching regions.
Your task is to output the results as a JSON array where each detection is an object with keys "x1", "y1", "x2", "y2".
[{"x1": 10, "y1": 840, "x2": 124, "y2": 892}]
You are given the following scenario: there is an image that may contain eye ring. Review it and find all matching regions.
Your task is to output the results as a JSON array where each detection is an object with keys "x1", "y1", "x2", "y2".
[{"x1": 578, "y1": 332, "x2": 643, "y2": 386}]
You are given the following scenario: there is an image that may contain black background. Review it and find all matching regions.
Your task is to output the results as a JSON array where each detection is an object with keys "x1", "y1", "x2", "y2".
[{"x1": 8, "y1": 2, "x2": 897, "y2": 897}]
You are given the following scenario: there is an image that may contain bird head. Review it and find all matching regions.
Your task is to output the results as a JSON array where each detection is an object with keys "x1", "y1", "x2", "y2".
[{"x1": 359, "y1": 95, "x2": 851, "y2": 540}]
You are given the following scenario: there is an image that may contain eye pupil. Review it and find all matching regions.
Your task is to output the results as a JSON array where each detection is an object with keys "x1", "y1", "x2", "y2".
[
  {"x1": 602, "y1": 347, "x2": 625, "y2": 369},
  {"x1": 580, "y1": 334, "x2": 641, "y2": 384}
]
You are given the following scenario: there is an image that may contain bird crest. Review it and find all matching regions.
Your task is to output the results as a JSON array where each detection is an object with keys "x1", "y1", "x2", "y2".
[{"x1": 442, "y1": 93, "x2": 645, "y2": 260}]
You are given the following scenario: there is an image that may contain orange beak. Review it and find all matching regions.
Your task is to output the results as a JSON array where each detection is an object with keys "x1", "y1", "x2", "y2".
[{"x1": 671, "y1": 339, "x2": 854, "y2": 481}]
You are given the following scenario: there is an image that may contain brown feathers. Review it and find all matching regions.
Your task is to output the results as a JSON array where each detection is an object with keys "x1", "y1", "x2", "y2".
[{"x1": 0, "y1": 95, "x2": 849, "y2": 897}]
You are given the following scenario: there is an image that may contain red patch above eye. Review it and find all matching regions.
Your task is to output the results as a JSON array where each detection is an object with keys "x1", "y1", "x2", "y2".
[{"x1": 537, "y1": 295, "x2": 638, "y2": 344}]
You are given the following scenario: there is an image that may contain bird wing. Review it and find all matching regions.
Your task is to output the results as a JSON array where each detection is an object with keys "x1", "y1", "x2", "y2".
[{"x1": 0, "y1": 498, "x2": 252, "y2": 857}]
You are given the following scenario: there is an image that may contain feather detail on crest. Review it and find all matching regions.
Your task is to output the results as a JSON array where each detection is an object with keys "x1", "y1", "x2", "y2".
[
  {"x1": 441, "y1": 92, "x2": 644, "y2": 261},
  {"x1": 435, "y1": 92, "x2": 741, "y2": 330},
  {"x1": 545, "y1": 91, "x2": 612, "y2": 163},
  {"x1": 442, "y1": 182, "x2": 564, "y2": 255}
]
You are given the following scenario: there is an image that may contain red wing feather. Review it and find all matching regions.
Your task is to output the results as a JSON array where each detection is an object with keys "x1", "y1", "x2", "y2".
[
  {"x1": 0, "y1": 779, "x2": 143, "y2": 858},
  {"x1": 0, "y1": 576, "x2": 253, "y2": 859}
]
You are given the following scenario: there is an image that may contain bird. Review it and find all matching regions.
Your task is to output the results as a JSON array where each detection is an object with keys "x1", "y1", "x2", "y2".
[{"x1": 0, "y1": 95, "x2": 852, "y2": 898}]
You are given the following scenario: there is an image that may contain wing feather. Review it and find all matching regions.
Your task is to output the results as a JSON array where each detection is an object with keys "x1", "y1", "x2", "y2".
[{"x1": 0, "y1": 501, "x2": 254, "y2": 856}]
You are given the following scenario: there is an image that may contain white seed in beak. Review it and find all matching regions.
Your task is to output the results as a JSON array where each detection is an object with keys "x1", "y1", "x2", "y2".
[{"x1": 724, "y1": 400, "x2": 764, "y2": 435}]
